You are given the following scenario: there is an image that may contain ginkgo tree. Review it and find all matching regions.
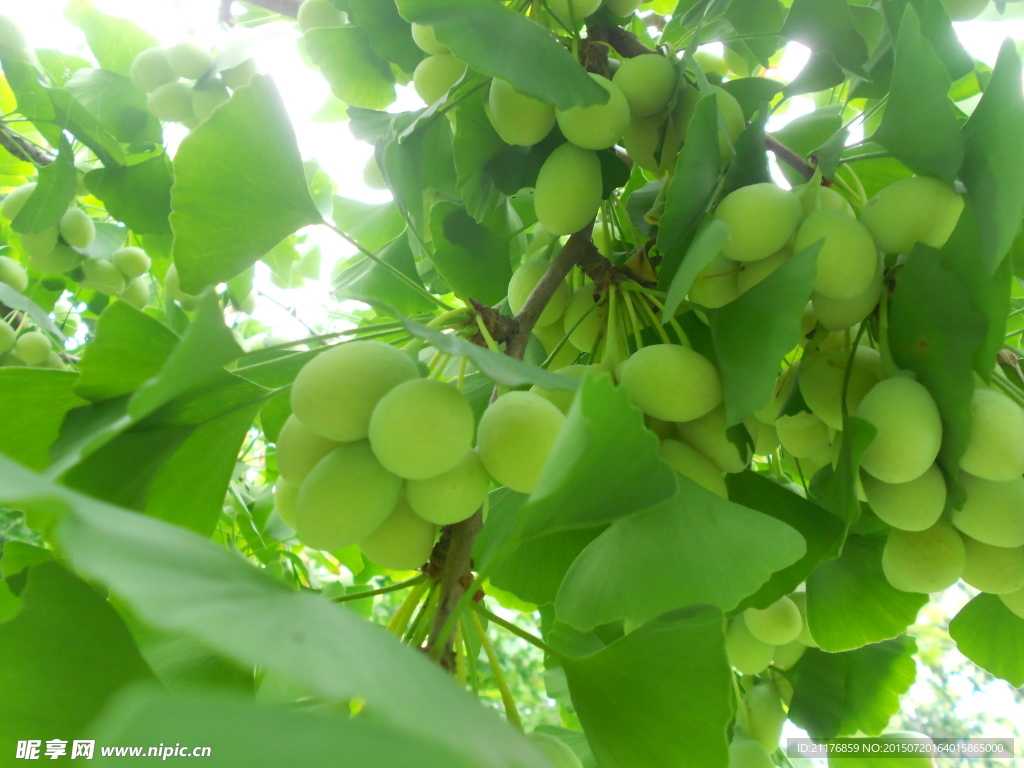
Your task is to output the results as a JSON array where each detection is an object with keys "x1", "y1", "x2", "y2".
[{"x1": 0, "y1": 0, "x2": 1023, "y2": 765}]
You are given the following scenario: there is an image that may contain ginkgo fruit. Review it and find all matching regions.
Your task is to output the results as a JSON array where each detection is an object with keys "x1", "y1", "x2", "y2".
[
  {"x1": 148, "y1": 81, "x2": 197, "y2": 124},
  {"x1": 959, "y1": 537, "x2": 1024, "y2": 595},
  {"x1": 298, "y1": 0, "x2": 345, "y2": 31},
  {"x1": 535, "y1": 144, "x2": 603, "y2": 236},
  {"x1": 728, "y1": 739, "x2": 775, "y2": 768},
  {"x1": 525, "y1": 732, "x2": 583, "y2": 768},
  {"x1": 958, "y1": 388, "x2": 1024, "y2": 481},
  {"x1": 192, "y1": 81, "x2": 231, "y2": 122},
  {"x1": 855, "y1": 376, "x2": 942, "y2": 484},
  {"x1": 618, "y1": 344, "x2": 722, "y2": 423},
  {"x1": 487, "y1": 78, "x2": 556, "y2": 146},
  {"x1": 405, "y1": 450, "x2": 491, "y2": 526},
  {"x1": 675, "y1": 405, "x2": 750, "y2": 474},
  {"x1": 862, "y1": 465, "x2": 946, "y2": 532},
  {"x1": 1001, "y1": 585, "x2": 1024, "y2": 620},
  {"x1": 130, "y1": 47, "x2": 177, "y2": 92},
  {"x1": 165, "y1": 40, "x2": 213, "y2": 79},
  {"x1": 290, "y1": 340, "x2": 419, "y2": 442},
  {"x1": 59, "y1": 207, "x2": 96, "y2": 249},
  {"x1": 410, "y1": 22, "x2": 448, "y2": 55},
  {"x1": 810, "y1": 255, "x2": 883, "y2": 332},
  {"x1": 714, "y1": 183, "x2": 802, "y2": 263},
  {"x1": 14, "y1": 331, "x2": 50, "y2": 366},
  {"x1": 793, "y1": 210, "x2": 877, "y2": 300},
  {"x1": 120, "y1": 278, "x2": 150, "y2": 310},
  {"x1": 775, "y1": 411, "x2": 830, "y2": 461},
  {"x1": 529, "y1": 364, "x2": 593, "y2": 414},
  {"x1": 0, "y1": 320, "x2": 15, "y2": 355},
  {"x1": 164, "y1": 264, "x2": 198, "y2": 309},
  {"x1": 546, "y1": 0, "x2": 603, "y2": 25},
  {"x1": 275, "y1": 414, "x2": 340, "y2": 485},
  {"x1": 951, "y1": 474, "x2": 1024, "y2": 548},
  {"x1": 0, "y1": 254, "x2": 28, "y2": 292},
  {"x1": 81, "y1": 259, "x2": 127, "y2": 296},
  {"x1": 20, "y1": 227, "x2": 58, "y2": 257},
  {"x1": 508, "y1": 260, "x2": 568, "y2": 326},
  {"x1": 621, "y1": 112, "x2": 682, "y2": 174},
  {"x1": 555, "y1": 74, "x2": 631, "y2": 150},
  {"x1": 882, "y1": 522, "x2": 965, "y2": 594},
  {"x1": 477, "y1": 391, "x2": 565, "y2": 494},
  {"x1": 612, "y1": 54, "x2": 677, "y2": 118},
  {"x1": 659, "y1": 438, "x2": 728, "y2": 498},
  {"x1": 725, "y1": 617, "x2": 774, "y2": 675},
  {"x1": 111, "y1": 247, "x2": 152, "y2": 279},
  {"x1": 368, "y1": 378, "x2": 475, "y2": 480},
  {"x1": 30, "y1": 244, "x2": 82, "y2": 275},
  {"x1": 743, "y1": 596, "x2": 803, "y2": 646},
  {"x1": 561, "y1": 284, "x2": 605, "y2": 351},
  {"x1": 273, "y1": 477, "x2": 300, "y2": 528},
  {"x1": 742, "y1": 682, "x2": 787, "y2": 753},
  {"x1": 859, "y1": 176, "x2": 964, "y2": 254},
  {"x1": 797, "y1": 345, "x2": 882, "y2": 431},
  {"x1": 1, "y1": 182, "x2": 36, "y2": 221},
  {"x1": 358, "y1": 499, "x2": 437, "y2": 571},
  {"x1": 413, "y1": 54, "x2": 466, "y2": 105}
]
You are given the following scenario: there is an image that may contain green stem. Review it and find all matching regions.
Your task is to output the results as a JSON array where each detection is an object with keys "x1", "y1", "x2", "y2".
[
  {"x1": 877, "y1": 287, "x2": 898, "y2": 378},
  {"x1": 635, "y1": 293, "x2": 672, "y2": 344},
  {"x1": 621, "y1": 288, "x2": 645, "y2": 351},
  {"x1": 472, "y1": 600, "x2": 558, "y2": 656},
  {"x1": 331, "y1": 574, "x2": 426, "y2": 604},
  {"x1": 386, "y1": 579, "x2": 430, "y2": 636},
  {"x1": 406, "y1": 580, "x2": 441, "y2": 647},
  {"x1": 469, "y1": 609, "x2": 524, "y2": 731}
]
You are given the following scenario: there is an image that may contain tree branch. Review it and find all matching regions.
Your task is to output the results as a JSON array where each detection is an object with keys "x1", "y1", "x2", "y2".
[
  {"x1": 765, "y1": 134, "x2": 818, "y2": 183},
  {"x1": 0, "y1": 125, "x2": 54, "y2": 167},
  {"x1": 601, "y1": 25, "x2": 657, "y2": 59}
]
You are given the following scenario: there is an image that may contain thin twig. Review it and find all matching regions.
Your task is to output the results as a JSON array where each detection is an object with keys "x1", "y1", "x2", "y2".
[
  {"x1": 765, "y1": 134, "x2": 818, "y2": 182},
  {"x1": 0, "y1": 125, "x2": 54, "y2": 167}
]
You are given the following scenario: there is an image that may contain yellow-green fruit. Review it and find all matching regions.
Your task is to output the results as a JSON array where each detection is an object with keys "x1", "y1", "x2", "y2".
[
  {"x1": 798, "y1": 346, "x2": 882, "y2": 432},
  {"x1": 368, "y1": 378, "x2": 474, "y2": 480},
  {"x1": 148, "y1": 81, "x2": 196, "y2": 124},
  {"x1": 882, "y1": 522, "x2": 965, "y2": 593},
  {"x1": 81, "y1": 259, "x2": 126, "y2": 296},
  {"x1": 111, "y1": 246, "x2": 151, "y2": 279},
  {"x1": 20, "y1": 227, "x2": 58, "y2": 257},
  {"x1": 789, "y1": 591, "x2": 816, "y2": 647},
  {"x1": 0, "y1": 14, "x2": 27, "y2": 51},
  {"x1": 508, "y1": 259, "x2": 568, "y2": 327},
  {"x1": 294, "y1": 441, "x2": 402, "y2": 550},
  {"x1": 535, "y1": 321, "x2": 581, "y2": 369},
  {"x1": 406, "y1": 450, "x2": 490, "y2": 525},
  {"x1": 2, "y1": 182, "x2": 36, "y2": 221},
  {"x1": 811, "y1": 255, "x2": 883, "y2": 332},
  {"x1": 488, "y1": 78, "x2": 556, "y2": 146},
  {"x1": 525, "y1": 733, "x2": 583, "y2": 768},
  {"x1": 815, "y1": 186, "x2": 855, "y2": 216},
  {"x1": 604, "y1": 0, "x2": 643, "y2": 15},
  {"x1": 535, "y1": 144, "x2": 603, "y2": 236},
  {"x1": 622, "y1": 112, "x2": 681, "y2": 174},
  {"x1": 477, "y1": 391, "x2": 565, "y2": 494},
  {"x1": 14, "y1": 331, "x2": 50, "y2": 366},
  {"x1": 736, "y1": 248, "x2": 789, "y2": 295},
  {"x1": 0, "y1": 255, "x2": 28, "y2": 292},
  {"x1": 59, "y1": 207, "x2": 95, "y2": 249},
  {"x1": 275, "y1": 414, "x2": 340, "y2": 485},
  {"x1": 673, "y1": 85, "x2": 744, "y2": 162},
  {"x1": 0, "y1": 320, "x2": 15, "y2": 355},
  {"x1": 744, "y1": 595, "x2": 802, "y2": 645},
  {"x1": 413, "y1": 54, "x2": 466, "y2": 105},
  {"x1": 164, "y1": 264, "x2": 198, "y2": 309},
  {"x1": 220, "y1": 58, "x2": 258, "y2": 90},
  {"x1": 555, "y1": 74, "x2": 631, "y2": 150},
  {"x1": 659, "y1": 438, "x2": 728, "y2": 498},
  {"x1": 547, "y1": 0, "x2": 603, "y2": 24},
  {"x1": 775, "y1": 411, "x2": 830, "y2": 460},
  {"x1": 676, "y1": 405, "x2": 751, "y2": 473},
  {"x1": 794, "y1": 210, "x2": 877, "y2": 300},
  {"x1": 1001, "y1": 585, "x2": 1024, "y2": 620},
  {"x1": 689, "y1": 254, "x2": 740, "y2": 309},
  {"x1": 729, "y1": 739, "x2": 775, "y2": 768},
  {"x1": 130, "y1": 47, "x2": 176, "y2": 92},
  {"x1": 959, "y1": 388, "x2": 1024, "y2": 481},
  {"x1": 743, "y1": 682, "x2": 787, "y2": 753},
  {"x1": 855, "y1": 376, "x2": 942, "y2": 484},
  {"x1": 411, "y1": 22, "x2": 448, "y2": 55},
  {"x1": 530, "y1": 364, "x2": 593, "y2": 414},
  {"x1": 561, "y1": 284, "x2": 605, "y2": 352},
  {"x1": 941, "y1": 0, "x2": 989, "y2": 21},
  {"x1": 772, "y1": 639, "x2": 806, "y2": 671},
  {"x1": 42, "y1": 351, "x2": 66, "y2": 371},
  {"x1": 951, "y1": 474, "x2": 1024, "y2": 547},
  {"x1": 714, "y1": 183, "x2": 803, "y2": 263},
  {"x1": 120, "y1": 278, "x2": 150, "y2": 310},
  {"x1": 862, "y1": 465, "x2": 946, "y2": 532},
  {"x1": 859, "y1": 176, "x2": 964, "y2": 254},
  {"x1": 725, "y1": 617, "x2": 774, "y2": 675},
  {"x1": 274, "y1": 477, "x2": 300, "y2": 528},
  {"x1": 747, "y1": 418, "x2": 779, "y2": 456},
  {"x1": 358, "y1": 499, "x2": 437, "y2": 571},
  {"x1": 165, "y1": 40, "x2": 214, "y2": 79},
  {"x1": 619, "y1": 343, "x2": 722, "y2": 422},
  {"x1": 290, "y1": 340, "x2": 419, "y2": 442},
  {"x1": 192, "y1": 81, "x2": 231, "y2": 122},
  {"x1": 612, "y1": 54, "x2": 677, "y2": 118},
  {"x1": 29, "y1": 244, "x2": 82, "y2": 274},
  {"x1": 694, "y1": 50, "x2": 729, "y2": 78},
  {"x1": 960, "y1": 537, "x2": 1024, "y2": 595}
]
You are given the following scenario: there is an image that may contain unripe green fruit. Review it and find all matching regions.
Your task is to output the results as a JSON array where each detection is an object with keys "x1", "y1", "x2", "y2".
[
  {"x1": 960, "y1": 537, "x2": 1024, "y2": 595},
  {"x1": 81, "y1": 258, "x2": 127, "y2": 296},
  {"x1": 951, "y1": 474, "x2": 1024, "y2": 547},
  {"x1": 120, "y1": 278, "x2": 150, "y2": 310},
  {"x1": 0, "y1": 254, "x2": 28, "y2": 292},
  {"x1": 220, "y1": 57, "x2": 258, "y2": 90},
  {"x1": 959, "y1": 388, "x2": 1024, "y2": 481},
  {"x1": 689, "y1": 254, "x2": 740, "y2": 309},
  {"x1": 1001, "y1": 585, "x2": 1024, "y2": 620},
  {"x1": 276, "y1": 414, "x2": 340, "y2": 485},
  {"x1": 362, "y1": 156, "x2": 387, "y2": 190},
  {"x1": 772, "y1": 639, "x2": 806, "y2": 671},
  {"x1": 789, "y1": 591, "x2": 816, "y2": 647},
  {"x1": 0, "y1": 15, "x2": 28, "y2": 51},
  {"x1": 525, "y1": 733, "x2": 583, "y2": 768},
  {"x1": 673, "y1": 85, "x2": 744, "y2": 163},
  {"x1": 744, "y1": 595, "x2": 803, "y2": 645},
  {"x1": 941, "y1": 0, "x2": 989, "y2": 21},
  {"x1": 743, "y1": 682, "x2": 787, "y2": 753},
  {"x1": 814, "y1": 186, "x2": 855, "y2": 216},
  {"x1": 129, "y1": 47, "x2": 176, "y2": 92},
  {"x1": 555, "y1": 74, "x2": 630, "y2": 150},
  {"x1": 855, "y1": 376, "x2": 942, "y2": 484},
  {"x1": 411, "y1": 22, "x2": 448, "y2": 55},
  {"x1": 619, "y1": 343, "x2": 722, "y2": 423},
  {"x1": 358, "y1": 499, "x2": 437, "y2": 571},
  {"x1": 477, "y1": 391, "x2": 565, "y2": 494},
  {"x1": 41, "y1": 351, "x2": 65, "y2": 370},
  {"x1": 729, "y1": 739, "x2": 775, "y2": 768},
  {"x1": 148, "y1": 81, "x2": 197, "y2": 124},
  {"x1": 676, "y1": 405, "x2": 751, "y2": 474},
  {"x1": 508, "y1": 259, "x2": 568, "y2": 327},
  {"x1": 2, "y1": 182, "x2": 36, "y2": 221},
  {"x1": 291, "y1": 340, "x2": 419, "y2": 442},
  {"x1": 406, "y1": 450, "x2": 490, "y2": 525},
  {"x1": 725, "y1": 617, "x2": 774, "y2": 675},
  {"x1": 530, "y1": 364, "x2": 594, "y2": 414},
  {"x1": 29, "y1": 244, "x2": 82, "y2": 275},
  {"x1": 20, "y1": 227, "x2": 58, "y2": 257},
  {"x1": 811, "y1": 255, "x2": 883, "y2": 331},
  {"x1": 368, "y1": 378, "x2": 475, "y2": 480},
  {"x1": 535, "y1": 322, "x2": 581, "y2": 369},
  {"x1": 694, "y1": 50, "x2": 729, "y2": 78},
  {"x1": 714, "y1": 183, "x2": 803, "y2": 263},
  {"x1": 547, "y1": 0, "x2": 603, "y2": 25},
  {"x1": 0, "y1": 319, "x2": 16, "y2": 355},
  {"x1": 111, "y1": 246, "x2": 152, "y2": 279},
  {"x1": 605, "y1": 0, "x2": 643, "y2": 14},
  {"x1": 413, "y1": 54, "x2": 467, "y2": 105},
  {"x1": 747, "y1": 418, "x2": 779, "y2": 456},
  {"x1": 863, "y1": 465, "x2": 946, "y2": 532},
  {"x1": 274, "y1": 477, "x2": 300, "y2": 528},
  {"x1": 295, "y1": 441, "x2": 402, "y2": 550},
  {"x1": 164, "y1": 264, "x2": 198, "y2": 309},
  {"x1": 488, "y1": 78, "x2": 556, "y2": 146},
  {"x1": 192, "y1": 81, "x2": 231, "y2": 122},
  {"x1": 882, "y1": 522, "x2": 965, "y2": 593},
  {"x1": 621, "y1": 112, "x2": 681, "y2": 174},
  {"x1": 794, "y1": 210, "x2": 877, "y2": 300},
  {"x1": 859, "y1": 176, "x2": 964, "y2": 254},
  {"x1": 736, "y1": 248, "x2": 789, "y2": 295},
  {"x1": 59, "y1": 207, "x2": 95, "y2": 249},
  {"x1": 775, "y1": 411, "x2": 830, "y2": 460},
  {"x1": 298, "y1": 0, "x2": 345, "y2": 31},
  {"x1": 535, "y1": 144, "x2": 603, "y2": 236},
  {"x1": 14, "y1": 331, "x2": 50, "y2": 366},
  {"x1": 612, "y1": 54, "x2": 677, "y2": 118},
  {"x1": 165, "y1": 40, "x2": 213, "y2": 79},
  {"x1": 659, "y1": 438, "x2": 728, "y2": 498},
  {"x1": 798, "y1": 346, "x2": 882, "y2": 432}
]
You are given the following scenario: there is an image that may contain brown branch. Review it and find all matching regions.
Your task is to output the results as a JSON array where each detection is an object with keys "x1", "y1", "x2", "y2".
[
  {"x1": 424, "y1": 511, "x2": 483, "y2": 670},
  {"x1": 220, "y1": 0, "x2": 300, "y2": 24},
  {"x1": 0, "y1": 125, "x2": 53, "y2": 167},
  {"x1": 765, "y1": 134, "x2": 818, "y2": 183},
  {"x1": 602, "y1": 26, "x2": 657, "y2": 58}
]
